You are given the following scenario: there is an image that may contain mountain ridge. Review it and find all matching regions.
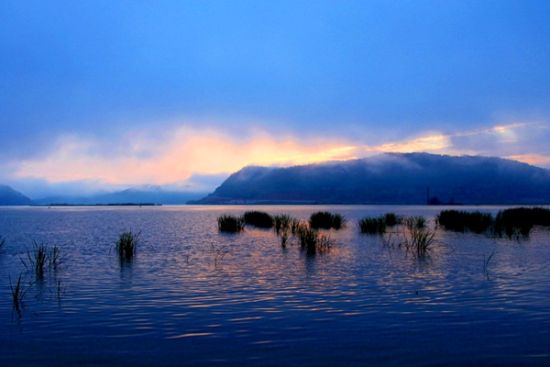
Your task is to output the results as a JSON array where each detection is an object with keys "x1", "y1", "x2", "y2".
[
  {"x1": 194, "y1": 153, "x2": 550, "y2": 205},
  {"x1": 0, "y1": 185, "x2": 33, "y2": 205}
]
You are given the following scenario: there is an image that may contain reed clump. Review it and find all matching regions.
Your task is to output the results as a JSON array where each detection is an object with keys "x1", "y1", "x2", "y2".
[
  {"x1": 274, "y1": 214, "x2": 295, "y2": 247},
  {"x1": 401, "y1": 216, "x2": 435, "y2": 257},
  {"x1": 436, "y1": 207, "x2": 550, "y2": 238},
  {"x1": 10, "y1": 274, "x2": 25, "y2": 313},
  {"x1": 296, "y1": 222, "x2": 332, "y2": 255},
  {"x1": 359, "y1": 217, "x2": 386, "y2": 234},
  {"x1": 116, "y1": 231, "x2": 139, "y2": 260},
  {"x1": 309, "y1": 211, "x2": 345, "y2": 230},
  {"x1": 437, "y1": 210, "x2": 493, "y2": 234},
  {"x1": 384, "y1": 213, "x2": 401, "y2": 227},
  {"x1": 217, "y1": 215, "x2": 245, "y2": 233},
  {"x1": 494, "y1": 207, "x2": 550, "y2": 238},
  {"x1": 25, "y1": 242, "x2": 48, "y2": 280},
  {"x1": 274, "y1": 214, "x2": 292, "y2": 236},
  {"x1": 243, "y1": 211, "x2": 274, "y2": 228}
]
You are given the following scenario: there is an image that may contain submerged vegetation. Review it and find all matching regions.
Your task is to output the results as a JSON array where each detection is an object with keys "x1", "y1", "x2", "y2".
[
  {"x1": 494, "y1": 207, "x2": 550, "y2": 238},
  {"x1": 309, "y1": 211, "x2": 345, "y2": 230},
  {"x1": 438, "y1": 210, "x2": 494, "y2": 233},
  {"x1": 437, "y1": 207, "x2": 550, "y2": 238},
  {"x1": 10, "y1": 274, "x2": 25, "y2": 314},
  {"x1": 24, "y1": 242, "x2": 49, "y2": 280},
  {"x1": 296, "y1": 222, "x2": 332, "y2": 255},
  {"x1": 217, "y1": 215, "x2": 245, "y2": 233},
  {"x1": 116, "y1": 231, "x2": 139, "y2": 260},
  {"x1": 274, "y1": 214, "x2": 292, "y2": 236},
  {"x1": 359, "y1": 217, "x2": 386, "y2": 234},
  {"x1": 359, "y1": 213, "x2": 402, "y2": 234},
  {"x1": 274, "y1": 214, "x2": 295, "y2": 247},
  {"x1": 401, "y1": 218, "x2": 436, "y2": 257},
  {"x1": 384, "y1": 213, "x2": 401, "y2": 227},
  {"x1": 243, "y1": 211, "x2": 274, "y2": 228}
]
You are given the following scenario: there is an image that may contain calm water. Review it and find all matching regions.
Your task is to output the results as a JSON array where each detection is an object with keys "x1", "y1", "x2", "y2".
[{"x1": 1, "y1": 205, "x2": 550, "y2": 366}]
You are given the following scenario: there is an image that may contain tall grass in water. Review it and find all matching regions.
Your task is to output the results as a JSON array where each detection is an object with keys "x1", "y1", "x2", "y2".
[
  {"x1": 274, "y1": 214, "x2": 292, "y2": 235},
  {"x1": 10, "y1": 274, "x2": 25, "y2": 314},
  {"x1": 402, "y1": 217, "x2": 435, "y2": 257},
  {"x1": 309, "y1": 211, "x2": 345, "y2": 230},
  {"x1": 290, "y1": 218, "x2": 301, "y2": 236},
  {"x1": 359, "y1": 217, "x2": 386, "y2": 234},
  {"x1": 49, "y1": 245, "x2": 61, "y2": 270},
  {"x1": 494, "y1": 207, "x2": 550, "y2": 238},
  {"x1": 483, "y1": 250, "x2": 495, "y2": 280},
  {"x1": 25, "y1": 242, "x2": 48, "y2": 280},
  {"x1": 404, "y1": 216, "x2": 426, "y2": 230},
  {"x1": 116, "y1": 231, "x2": 139, "y2": 261},
  {"x1": 296, "y1": 222, "x2": 332, "y2": 255},
  {"x1": 437, "y1": 207, "x2": 550, "y2": 238},
  {"x1": 384, "y1": 213, "x2": 401, "y2": 227},
  {"x1": 437, "y1": 210, "x2": 493, "y2": 233},
  {"x1": 217, "y1": 215, "x2": 245, "y2": 233},
  {"x1": 243, "y1": 211, "x2": 274, "y2": 228},
  {"x1": 274, "y1": 214, "x2": 294, "y2": 247}
]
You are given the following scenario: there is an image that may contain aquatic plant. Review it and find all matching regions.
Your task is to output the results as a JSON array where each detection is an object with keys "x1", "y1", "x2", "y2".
[
  {"x1": 401, "y1": 218, "x2": 436, "y2": 257},
  {"x1": 358, "y1": 217, "x2": 386, "y2": 234},
  {"x1": 279, "y1": 230, "x2": 290, "y2": 248},
  {"x1": 217, "y1": 215, "x2": 245, "y2": 233},
  {"x1": 494, "y1": 207, "x2": 550, "y2": 238},
  {"x1": 483, "y1": 250, "x2": 495, "y2": 279},
  {"x1": 243, "y1": 211, "x2": 274, "y2": 228},
  {"x1": 404, "y1": 216, "x2": 426, "y2": 230},
  {"x1": 210, "y1": 244, "x2": 229, "y2": 268},
  {"x1": 384, "y1": 213, "x2": 401, "y2": 227},
  {"x1": 437, "y1": 210, "x2": 493, "y2": 233},
  {"x1": 116, "y1": 231, "x2": 139, "y2": 260},
  {"x1": 274, "y1": 214, "x2": 296, "y2": 247},
  {"x1": 296, "y1": 222, "x2": 332, "y2": 255},
  {"x1": 309, "y1": 211, "x2": 345, "y2": 230},
  {"x1": 49, "y1": 244, "x2": 61, "y2": 270},
  {"x1": 290, "y1": 218, "x2": 302, "y2": 235},
  {"x1": 10, "y1": 274, "x2": 25, "y2": 314},
  {"x1": 25, "y1": 242, "x2": 48, "y2": 280},
  {"x1": 274, "y1": 214, "x2": 292, "y2": 235}
]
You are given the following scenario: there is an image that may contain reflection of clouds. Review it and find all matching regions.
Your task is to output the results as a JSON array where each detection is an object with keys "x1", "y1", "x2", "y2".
[{"x1": 10, "y1": 121, "x2": 550, "y2": 185}]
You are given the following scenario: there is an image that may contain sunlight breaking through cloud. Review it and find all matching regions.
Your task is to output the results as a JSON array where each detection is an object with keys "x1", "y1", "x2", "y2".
[{"x1": 11, "y1": 122, "x2": 549, "y2": 186}]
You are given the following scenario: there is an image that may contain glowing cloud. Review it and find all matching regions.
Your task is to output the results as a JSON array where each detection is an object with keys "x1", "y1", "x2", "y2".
[
  {"x1": 11, "y1": 121, "x2": 549, "y2": 186},
  {"x1": 13, "y1": 127, "x2": 360, "y2": 185},
  {"x1": 506, "y1": 154, "x2": 550, "y2": 167}
]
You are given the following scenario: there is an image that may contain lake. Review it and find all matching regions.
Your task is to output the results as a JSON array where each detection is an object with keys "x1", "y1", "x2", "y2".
[{"x1": 1, "y1": 205, "x2": 550, "y2": 366}]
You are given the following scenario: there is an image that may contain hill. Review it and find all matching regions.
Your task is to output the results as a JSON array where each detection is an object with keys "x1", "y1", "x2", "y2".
[
  {"x1": 0, "y1": 185, "x2": 33, "y2": 205},
  {"x1": 194, "y1": 153, "x2": 550, "y2": 205}
]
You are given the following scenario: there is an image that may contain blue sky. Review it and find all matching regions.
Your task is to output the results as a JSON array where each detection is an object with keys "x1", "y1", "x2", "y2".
[{"x1": 1, "y1": 0, "x2": 549, "y2": 196}]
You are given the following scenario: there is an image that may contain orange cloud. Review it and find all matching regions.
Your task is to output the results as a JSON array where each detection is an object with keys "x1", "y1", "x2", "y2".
[
  {"x1": 12, "y1": 122, "x2": 546, "y2": 185},
  {"x1": 13, "y1": 128, "x2": 360, "y2": 185},
  {"x1": 506, "y1": 154, "x2": 550, "y2": 167},
  {"x1": 368, "y1": 133, "x2": 450, "y2": 153}
]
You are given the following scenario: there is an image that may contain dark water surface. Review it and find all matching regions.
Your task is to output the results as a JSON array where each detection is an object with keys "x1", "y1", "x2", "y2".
[{"x1": 1, "y1": 205, "x2": 550, "y2": 366}]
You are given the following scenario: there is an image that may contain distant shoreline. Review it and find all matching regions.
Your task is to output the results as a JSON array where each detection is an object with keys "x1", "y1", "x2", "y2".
[{"x1": 35, "y1": 203, "x2": 162, "y2": 207}]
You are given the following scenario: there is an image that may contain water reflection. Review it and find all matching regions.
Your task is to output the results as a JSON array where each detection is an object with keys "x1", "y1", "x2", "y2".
[{"x1": 0, "y1": 205, "x2": 549, "y2": 366}]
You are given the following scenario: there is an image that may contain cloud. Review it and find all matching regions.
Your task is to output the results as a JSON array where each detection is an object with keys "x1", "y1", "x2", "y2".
[
  {"x1": 9, "y1": 121, "x2": 550, "y2": 189},
  {"x1": 506, "y1": 154, "x2": 550, "y2": 167},
  {"x1": 12, "y1": 126, "x2": 359, "y2": 186},
  {"x1": 367, "y1": 133, "x2": 451, "y2": 153}
]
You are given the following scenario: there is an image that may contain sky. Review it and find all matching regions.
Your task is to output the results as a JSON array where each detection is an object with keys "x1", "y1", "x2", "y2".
[{"x1": 1, "y1": 0, "x2": 549, "y2": 197}]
